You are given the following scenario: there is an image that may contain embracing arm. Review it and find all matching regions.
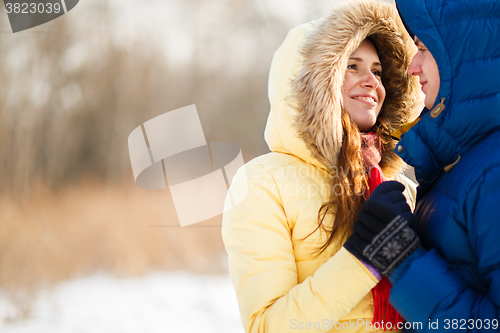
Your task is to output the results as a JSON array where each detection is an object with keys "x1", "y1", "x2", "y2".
[
  {"x1": 389, "y1": 171, "x2": 500, "y2": 332},
  {"x1": 222, "y1": 161, "x2": 378, "y2": 333}
]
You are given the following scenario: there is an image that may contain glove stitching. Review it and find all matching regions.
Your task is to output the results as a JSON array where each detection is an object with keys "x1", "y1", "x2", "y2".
[
  {"x1": 363, "y1": 216, "x2": 407, "y2": 259},
  {"x1": 361, "y1": 215, "x2": 420, "y2": 276},
  {"x1": 380, "y1": 237, "x2": 420, "y2": 275}
]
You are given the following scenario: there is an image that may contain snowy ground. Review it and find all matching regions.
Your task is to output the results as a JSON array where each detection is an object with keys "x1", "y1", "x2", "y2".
[{"x1": 0, "y1": 272, "x2": 245, "y2": 333}]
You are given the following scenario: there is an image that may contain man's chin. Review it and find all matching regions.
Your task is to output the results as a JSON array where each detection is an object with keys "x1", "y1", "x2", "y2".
[{"x1": 425, "y1": 96, "x2": 439, "y2": 110}]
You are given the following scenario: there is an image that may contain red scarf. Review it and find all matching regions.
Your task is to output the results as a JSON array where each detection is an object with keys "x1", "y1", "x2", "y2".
[{"x1": 361, "y1": 133, "x2": 404, "y2": 330}]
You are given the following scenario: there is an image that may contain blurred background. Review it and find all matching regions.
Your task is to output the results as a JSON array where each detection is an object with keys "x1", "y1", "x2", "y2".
[{"x1": 0, "y1": 0, "x2": 334, "y2": 331}]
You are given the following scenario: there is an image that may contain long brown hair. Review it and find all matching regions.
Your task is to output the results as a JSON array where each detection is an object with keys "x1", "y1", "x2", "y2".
[
  {"x1": 311, "y1": 111, "x2": 394, "y2": 255},
  {"x1": 310, "y1": 36, "x2": 397, "y2": 255},
  {"x1": 290, "y1": 2, "x2": 419, "y2": 256}
]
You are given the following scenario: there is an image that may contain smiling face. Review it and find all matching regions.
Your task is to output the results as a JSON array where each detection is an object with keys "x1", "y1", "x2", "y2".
[
  {"x1": 342, "y1": 39, "x2": 386, "y2": 132},
  {"x1": 407, "y1": 37, "x2": 441, "y2": 109}
]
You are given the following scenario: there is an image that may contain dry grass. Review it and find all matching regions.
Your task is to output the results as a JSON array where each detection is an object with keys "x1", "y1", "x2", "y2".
[{"x1": 0, "y1": 179, "x2": 228, "y2": 319}]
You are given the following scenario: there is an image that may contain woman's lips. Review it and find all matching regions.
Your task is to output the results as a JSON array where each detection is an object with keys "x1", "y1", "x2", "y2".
[{"x1": 351, "y1": 95, "x2": 377, "y2": 106}]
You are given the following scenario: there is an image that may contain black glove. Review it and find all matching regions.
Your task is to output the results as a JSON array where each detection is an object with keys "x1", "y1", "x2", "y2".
[{"x1": 345, "y1": 181, "x2": 420, "y2": 276}]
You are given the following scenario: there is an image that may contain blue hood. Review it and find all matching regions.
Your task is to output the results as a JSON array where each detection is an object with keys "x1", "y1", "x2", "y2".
[{"x1": 395, "y1": 0, "x2": 500, "y2": 191}]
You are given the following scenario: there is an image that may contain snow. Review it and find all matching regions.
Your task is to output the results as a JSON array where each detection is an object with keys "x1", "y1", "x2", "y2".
[{"x1": 0, "y1": 272, "x2": 245, "y2": 333}]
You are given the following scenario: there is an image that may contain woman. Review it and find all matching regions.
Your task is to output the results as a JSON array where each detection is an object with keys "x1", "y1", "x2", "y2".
[
  {"x1": 346, "y1": 0, "x2": 500, "y2": 330},
  {"x1": 222, "y1": 1, "x2": 420, "y2": 332}
]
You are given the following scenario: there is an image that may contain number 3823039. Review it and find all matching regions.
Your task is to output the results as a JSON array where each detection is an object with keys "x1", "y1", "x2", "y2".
[
  {"x1": 5, "y1": 2, "x2": 62, "y2": 14},
  {"x1": 444, "y1": 319, "x2": 498, "y2": 330}
]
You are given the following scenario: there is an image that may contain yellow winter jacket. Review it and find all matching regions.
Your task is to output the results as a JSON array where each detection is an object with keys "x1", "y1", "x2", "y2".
[{"x1": 222, "y1": 1, "x2": 421, "y2": 332}]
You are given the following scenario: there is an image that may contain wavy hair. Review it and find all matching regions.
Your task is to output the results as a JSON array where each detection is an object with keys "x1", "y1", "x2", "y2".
[{"x1": 294, "y1": 32, "x2": 410, "y2": 255}]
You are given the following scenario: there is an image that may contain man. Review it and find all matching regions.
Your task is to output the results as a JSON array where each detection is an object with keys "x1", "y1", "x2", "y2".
[{"x1": 344, "y1": 0, "x2": 500, "y2": 330}]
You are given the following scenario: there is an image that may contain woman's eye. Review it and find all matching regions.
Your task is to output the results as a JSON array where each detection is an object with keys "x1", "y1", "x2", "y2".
[
  {"x1": 418, "y1": 48, "x2": 427, "y2": 52},
  {"x1": 347, "y1": 64, "x2": 356, "y2": 70},
  {"x1": 372, "y1": 70, "x2": 382, "y2": 77}
]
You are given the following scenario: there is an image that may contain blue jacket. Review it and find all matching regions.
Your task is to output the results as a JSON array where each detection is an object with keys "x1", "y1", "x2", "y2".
[{"x1": 389, "y1": 0, "x2": 500, "y2": 331}]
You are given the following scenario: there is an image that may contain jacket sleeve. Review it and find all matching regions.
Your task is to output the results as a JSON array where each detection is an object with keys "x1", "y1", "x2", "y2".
[
  {"x1": 222, "y1": 162, "x2": 379, "y2": 333},
  {"x1": 388, "y1": 168, "x2": 500, "y2": 332}
]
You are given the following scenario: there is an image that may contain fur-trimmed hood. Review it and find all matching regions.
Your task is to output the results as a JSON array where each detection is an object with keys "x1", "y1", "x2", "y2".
[{"x1": 264, "y1": 0, "x2": 421, "y2": 177}]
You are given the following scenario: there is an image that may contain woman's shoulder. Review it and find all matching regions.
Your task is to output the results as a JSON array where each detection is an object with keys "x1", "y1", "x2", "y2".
[
  {"x1": 227, "y1": 152, "x2": 309, "y2": 198},
  {"x1": 241, "y1": 152, "x2": 313, "y2": 178},
  {"x1": 249, "y1": 152, "x2": 302, "y2": 167},
  {"x1": 225, "y1": 152, "x2": 327, "y2": 223}
]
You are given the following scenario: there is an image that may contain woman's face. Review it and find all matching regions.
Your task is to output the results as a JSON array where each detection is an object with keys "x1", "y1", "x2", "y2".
[
  {"x1": 342, "y1": 39, "x2": 386, "y2": 132},
  {"x1": 407, "y1": 37, "x2": 440, "y2": 109}
]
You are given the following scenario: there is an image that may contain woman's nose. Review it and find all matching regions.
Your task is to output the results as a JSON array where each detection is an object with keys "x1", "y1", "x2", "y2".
[{"x1": 361, "y1": 72, "x2": 379, "y2": 89}]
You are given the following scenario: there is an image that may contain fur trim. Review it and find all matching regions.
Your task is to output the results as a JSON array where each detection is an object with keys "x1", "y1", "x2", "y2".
[{"x1": 292, "y1": 0, "x2": 420, "y2": 177}]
